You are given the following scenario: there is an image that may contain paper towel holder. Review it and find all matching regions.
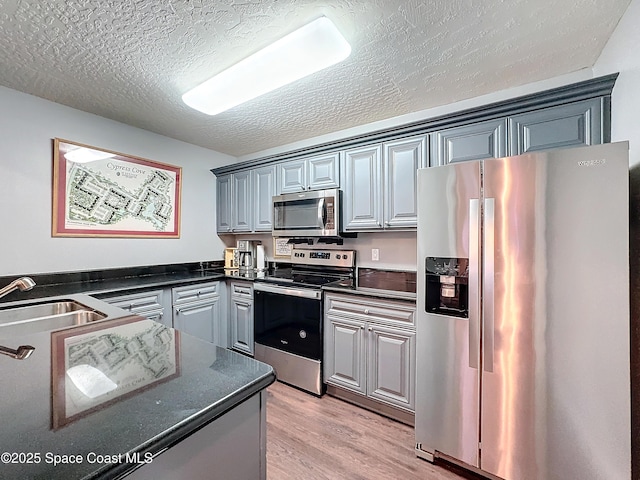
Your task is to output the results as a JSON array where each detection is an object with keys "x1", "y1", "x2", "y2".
[{"x1": 256, "y1": 244, "x2": 267, "y2": 272}]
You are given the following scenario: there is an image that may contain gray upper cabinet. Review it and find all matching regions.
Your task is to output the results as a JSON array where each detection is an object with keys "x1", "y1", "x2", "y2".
[
  {"x1": 277, "y1": 153, "x2": 340, "y2": 194},
  {"x1": 430, "y1": 119, "x2": 507, "y2": 166},
  {"x1": 307, "y1": 153, "x2": 340, "y2": 190},
  {"x1": 252, "y1": 165, "x2": 276, "y2": 231},
  {"x1": 216, "y1": 174, "x2": 232, "y2": 233},
  {"x1": 342, "y1": 144, "x2": 383, "y2": 230},
  {"x1": 343, "y1": 137, "x2": 425, "y2": 231},
  {"x1": 508, "y1": 98, "x2": 603, "y2": 155},
  {"x1": 277, "y1": 159, "x2": 306, "y2": 194},
  {"x1": 383, "y1": 136, "x2": 426, "y2": 228},
  {"x1": 232, "y1": 171, "x2": 252, "y2": 232}
]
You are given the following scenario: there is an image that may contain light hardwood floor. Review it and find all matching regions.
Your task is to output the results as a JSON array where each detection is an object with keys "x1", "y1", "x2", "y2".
[{"x1": 266, "y1": 381, "x2": 479, "y2": 480}]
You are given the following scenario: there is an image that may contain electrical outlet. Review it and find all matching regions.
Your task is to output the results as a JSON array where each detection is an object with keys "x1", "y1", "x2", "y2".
[{"x1": 372, "y1": 248, "x2": 379, "y2": 261}]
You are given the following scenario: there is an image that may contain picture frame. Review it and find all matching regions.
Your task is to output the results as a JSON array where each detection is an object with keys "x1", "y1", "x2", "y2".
[
  {"x1": 273, "y1": 237, "x2": 293, "y2": 258},
  {"x1": 51, "y1": 316, "x2": 181, "y2": 429},
  {"x1": 52, "y1": 138, "x2": 182, "y2": 238}
]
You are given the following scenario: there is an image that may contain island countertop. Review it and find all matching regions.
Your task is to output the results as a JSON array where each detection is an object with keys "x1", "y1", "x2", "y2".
[{"x1": 0, "y1": 315, "x2": 275, "y2": 479}]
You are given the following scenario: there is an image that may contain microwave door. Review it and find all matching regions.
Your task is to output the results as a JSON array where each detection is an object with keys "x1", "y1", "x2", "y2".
[{"x1": 274, "y1": 197, "x2": 324, "y2": 235}]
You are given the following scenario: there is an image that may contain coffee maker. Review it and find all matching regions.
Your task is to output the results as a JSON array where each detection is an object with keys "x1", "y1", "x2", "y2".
[{"x1": 236, "y1": 240, "x2": 259, "y2": 273}]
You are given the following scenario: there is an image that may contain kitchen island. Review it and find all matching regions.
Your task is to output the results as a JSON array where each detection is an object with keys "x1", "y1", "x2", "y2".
[{"x1": 0, "y1": 311, "x2": 275, "y2": 479}]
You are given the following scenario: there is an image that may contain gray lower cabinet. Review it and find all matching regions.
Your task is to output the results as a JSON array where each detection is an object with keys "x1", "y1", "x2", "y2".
[
  {"x1": 172, "y1": 282, "x2": 226, "y2": 347},
  {"x1": 127, "y1": 391, "x2": 267, "y2": 480},
  {"x1": 430, "y1": 118, "x2": 507, "y2": 166},
  {"x1": 324, "y1": 293, "x2": 416, "y2": 412},
  {"x1": 100, "y1": 289, "x2": 171, "y2": 327},
  {"x1": 229, "y1": 281, "x2": 254, "y2": 355},
  {"x1": 509, "y1": 98, "x2": 603, "y2": 155},
  {"x1": 252, "y1": 165, "x2": 276, "y2": 232}
]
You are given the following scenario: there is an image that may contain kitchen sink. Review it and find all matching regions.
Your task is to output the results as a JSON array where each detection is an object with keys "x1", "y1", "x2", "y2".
[{"x1": 0, "y1": 297, "x2": 117, "y2": 337}]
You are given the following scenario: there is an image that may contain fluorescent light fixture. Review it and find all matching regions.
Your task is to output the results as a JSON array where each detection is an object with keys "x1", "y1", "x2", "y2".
[
  {"x1": 65, "y1": 147, "x2": 115, "y2": 163},
  {"x1": 182, "y1": 16, "x2": 351, "y2": 115}
]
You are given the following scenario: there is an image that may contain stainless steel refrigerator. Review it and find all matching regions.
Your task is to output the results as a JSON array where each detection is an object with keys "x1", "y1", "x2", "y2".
[{"x1": 415, "y1": 142, "x2": 630, "y2": 480}]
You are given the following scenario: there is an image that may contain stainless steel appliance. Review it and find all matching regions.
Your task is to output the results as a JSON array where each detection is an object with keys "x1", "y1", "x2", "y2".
[
  {"x1": 415, "y1": 142, "x2": 631, "y2": 480},
  {"x1": 236, "y1": 240, "x2": 259, "y2": 273},
  {"x1": 273, "y1": 188, "x2": 341, "y2": 237},
  {"x1": 254, "y1": 248, "x2": 355, "y2": 395}
]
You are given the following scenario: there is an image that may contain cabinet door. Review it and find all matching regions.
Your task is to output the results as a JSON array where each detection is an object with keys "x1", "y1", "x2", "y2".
[
  {"x1": 367, "y1": 324, "x2": 415, "y2": 411},
  {"x1": 307, "y1": 153, "x2": 340, "y2": 190},
  {"x1": 324, "y1": 316, "x2": 366, "y2": 395},
  {"x1": 216, "y1": 174, "x2": 232, "y2": 233},
  {"x1": 508, "y1": 98, "x2": 603, "y2": 155},
  {"x1": 278, "y1": 159, "x2": 306, "y2": 194},
  {"x1": 252, "y1": 165, "x2": 276, "y2": 231},
  {"x1": 430, "y1": 119, "x2": 507, "y2": 166},
  {"x1": 232, "y1": 171, "x2": 252, "y2": 232},
  {"x1": 173, "y1": 298, "x2": 221, "y2": 345},
  {"x1": 383, "y1": 136, "x2": 425, "y2": 228},
  {"x1": 230, "y1": 298, "x2": 254, "y2": 355},
  {"x1": 342, "y1": 145, "x2": 383, "y2": 230}
]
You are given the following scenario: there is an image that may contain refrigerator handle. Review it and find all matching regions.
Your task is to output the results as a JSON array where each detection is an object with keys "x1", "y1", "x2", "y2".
[
  {"x1": 483, "y1": 198, "x2": 495, "y2": 373},
  {"x1": 468, "y1": 199, "x2": 480, "y2": 370}
]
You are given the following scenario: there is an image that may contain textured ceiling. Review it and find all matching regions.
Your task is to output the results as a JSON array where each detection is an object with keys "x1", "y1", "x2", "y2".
[{"x1": 0, "y1": 0, "x2": 631, "y2": 157}]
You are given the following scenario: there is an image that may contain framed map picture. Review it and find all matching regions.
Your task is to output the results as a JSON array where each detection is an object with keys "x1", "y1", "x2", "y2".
[
  {"x1": 51, "y1": 316, "x2": 181, "y2": 429},
  {"x1": 52, "y1": 138, "x2": 182, "y2": 237}
]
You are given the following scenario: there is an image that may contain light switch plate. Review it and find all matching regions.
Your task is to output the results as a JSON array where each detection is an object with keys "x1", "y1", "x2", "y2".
[{"x1": 372, "y1": 248, "x2": 379, "y2": 261}]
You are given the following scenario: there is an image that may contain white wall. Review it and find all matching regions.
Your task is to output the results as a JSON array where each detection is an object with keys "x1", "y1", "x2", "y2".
[
  {"x1": 0, "y1": 87, "x2": 235, "y2": 276},
  {"x1": 593, "y1": 0, "x2": 640, "y2": 166}
]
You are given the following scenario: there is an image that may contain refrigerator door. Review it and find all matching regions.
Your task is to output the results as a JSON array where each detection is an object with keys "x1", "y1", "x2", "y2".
[
  {"x1": 415, "y1": 161, "x2": 481, "y2": 467},
  {"x1": 480, "y1": 142, "x2": 630, "y2": 480}
]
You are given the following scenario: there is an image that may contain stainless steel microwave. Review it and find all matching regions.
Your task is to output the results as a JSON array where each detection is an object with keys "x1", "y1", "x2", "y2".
[{"x1": 272, "y1": 188, "x2": 341, "y2": 237}]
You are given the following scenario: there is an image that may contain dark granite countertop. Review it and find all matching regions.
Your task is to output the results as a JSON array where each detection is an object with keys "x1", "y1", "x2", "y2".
[
  {"x1": 0, "y1": 263, "x2": 269, "y2": 304},
  {"x1": 322, "y1": 268, "x2": 417, "y2": 301},
  {"x1": 0, "y1": 316, "x2": 275, "y2": 479}
]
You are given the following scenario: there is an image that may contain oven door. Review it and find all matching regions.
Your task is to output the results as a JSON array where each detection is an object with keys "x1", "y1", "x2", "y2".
[{"x1": 253, "y1": 283, "x2": 322, "y2": 360}]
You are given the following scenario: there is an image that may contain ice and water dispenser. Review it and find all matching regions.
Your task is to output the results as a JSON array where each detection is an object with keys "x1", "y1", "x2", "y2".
[{"x1": 424, "y1": 257, "x2": 469, "y2": 318}]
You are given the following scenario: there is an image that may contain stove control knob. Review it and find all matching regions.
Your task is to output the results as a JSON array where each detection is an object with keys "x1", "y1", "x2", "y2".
[
  {"x1": 336, "y1": 255, "x2": 341, "y2": 259},
  {"x1": 343, "y1": 254, "x2": 348, "y2": 260}
]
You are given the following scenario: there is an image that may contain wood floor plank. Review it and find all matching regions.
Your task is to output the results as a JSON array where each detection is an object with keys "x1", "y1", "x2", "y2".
[{"x1": 266, "y1": 381, "x2": 475, "y2": 480}]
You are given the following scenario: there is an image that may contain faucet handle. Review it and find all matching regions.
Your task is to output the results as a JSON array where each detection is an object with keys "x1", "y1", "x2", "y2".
[{"x1": 0, "y1": 344, "x2": 35, "y2": 360}]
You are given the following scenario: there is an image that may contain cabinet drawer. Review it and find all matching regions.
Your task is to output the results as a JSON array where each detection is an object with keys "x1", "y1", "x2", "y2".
[
  {"x1": 172, "y1": 282, "x2": 220, "y2": 305},
  {"x1": 230, "y1": 281, "x2": 253, "y2": 298},
  {"x1": 102, "y1": 289, "x2": 164, "y2": 314},
  {"x1": 324, "y1": 293, "x2": 415, "y2": 327}
]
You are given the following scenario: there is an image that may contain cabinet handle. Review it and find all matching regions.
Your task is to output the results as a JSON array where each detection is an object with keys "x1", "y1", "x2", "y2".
[
  {"x1": 364, "y1": 309, "x2": 370, "y2": 315},
  {"x1": 368, "y1": 327, "x2": 372, "y2": 331},
  {"x1": 360, "y1": 325, "x2": 364, "y2": 330}
]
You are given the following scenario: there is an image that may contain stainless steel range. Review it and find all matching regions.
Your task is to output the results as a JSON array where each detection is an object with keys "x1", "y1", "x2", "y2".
[{"x1": 253, "y1": 248, "x2": 355, "y2": 396}]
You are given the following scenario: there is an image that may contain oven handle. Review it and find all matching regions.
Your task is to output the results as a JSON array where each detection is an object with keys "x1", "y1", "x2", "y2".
[{"x1": 254, "y1": 283, "x2": 321, "y2": 300}]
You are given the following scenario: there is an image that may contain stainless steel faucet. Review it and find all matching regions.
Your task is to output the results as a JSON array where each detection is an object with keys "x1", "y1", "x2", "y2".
[
  {"x1": 0, "y1": 277, "x2": 36, "y2": 300},
  {"x1": 0, "y1": 277, "x2": 37, "y2": 359},
  {"x1": 0, "y1": 345, "x2": 35, "y2": 360}
]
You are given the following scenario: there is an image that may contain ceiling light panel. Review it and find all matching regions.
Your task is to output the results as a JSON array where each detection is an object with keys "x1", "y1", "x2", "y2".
[{"x1": 182, "y1": 16, "x2": 351, "y2": 116}]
